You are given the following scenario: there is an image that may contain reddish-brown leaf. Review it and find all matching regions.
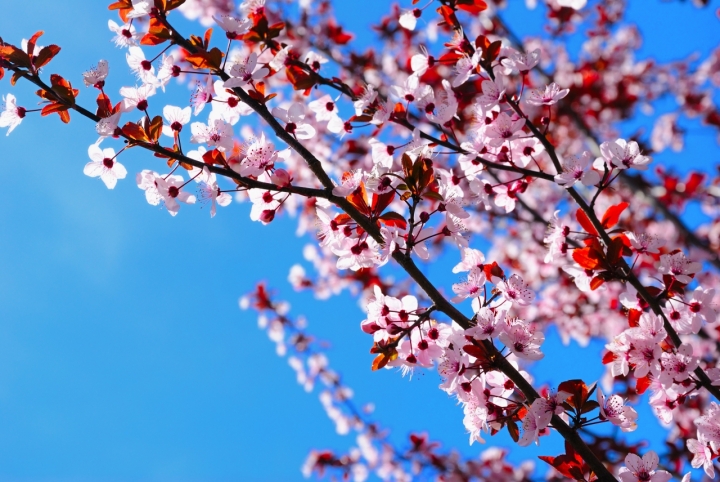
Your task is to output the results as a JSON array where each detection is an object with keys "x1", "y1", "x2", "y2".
[
  {"x1": 636, "y1": 376, "x2": 652, "y2": 395},
  {"x1": 285, "y1": 65, "x2": 316, "y2": 90},
  {"x1": 96, "y1": 92, "x2": 113, "y2": 118},
  {"x1": 202, "y1": 148, "x2": 226, "y2": 166},
  {"x1": 41, "y1": 102, "x2": 69, "y2": 116},
  {"x1": 372, "y1": 190, "x2": 396, "y2": 215},
  {"x1": 436, "y1": 5, "x2": 459, "y2": 28},
  {"x1": 148, "y1": 115, "x2": 163, "y2": 143},
  {"x1": 589, "y1": 276, "x2": 605, "y2": 291},
  {"x1": 602, "y1": 351, "x2": 616, "y2": 365},
  {"x1": 575, "y1": 208, "x2": 599, "y2": 236},
  {"x1": 572, "y1": 247, "x2": 600, "y2": 270},
  {"x1": 185, "y1": 47, "x2": 224, "y2": 70},
  {"x1": 378, "y1": 212, "x2": 407, "y2": 230},
  {"x1": 0, "y1": 44, "x2": 32, "y2": 69},
  {"x1": 483, "y1": 261, "x2": 505, "y2": 280},
  {"x1": 26, "y1": 31, "x2": 44, "y2": 57},
  {"x1": 557, "y1": 379, "x2": 590, "y2": 413},
  {"x1": 627, "y1": 309, "x2": 642, "y2": 327},
  {"x1": 507, "y1": 419, "x2": 519, "y2": 442},
  {"x1": 601, "y1": 202, "x2": 629, "y2": 229},
  {"x1": 346, "y1": 183, "x2": 370, "y2": 215},
  {"x1": 121, "y1": 122, "x2": 150, "y2": 143},
  {"x1": 33, "y1": 44, "x2": 61, "y2": 70},
  {"x1": 456, "y1": 0, "x2": 488, "y2": 14},
  {"x1": 165, "y1": 0, "x2": 187, "y2": 10}
]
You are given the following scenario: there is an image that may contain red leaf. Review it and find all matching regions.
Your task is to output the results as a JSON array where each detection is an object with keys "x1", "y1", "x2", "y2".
[
  {"x1": 456, "y1": 0, "x2": 488, "y2": 14},
  {"x1": 572, "y1": 247, "x2": 600, "y2": 270},
  {"x1": 601, "y1": 202, "x2": 629, "y2": 229},
  {"x1": 627, "y1": 309, "x2": 642, "y2": 328},
  {"x1": 557, "y1": 379, "x2": 589, "y2": 412},
  {"x1": 202, "y1": 149, "x2": 226, "y2": 166},
  {"x1": 33, "y1": 44, "x2": 61, "y2": 70},
  {"x1": 26, "y1": 31, "x2": 44, "y2": 57},
  {"x1": 436, "y1": 5, "x2": 459, "y2": 28},
  {"x1": 378, "y1": 212, "x2": 407, "y2": 230},
  {"x1": 346, "y1": 183, "x2": 370, "y2": 215},
  {"x1": 602, "y1": 351, "x2": 616, "y2": 365},
  {"x1": 589, "y1": 276, "x2": 605, "y2": 291},
  {"x1": 636, "y1": 376, "x2": 651, "y2": 395},
  {"x1": 482, "y1": 261, "x2": 504, "y2": 280},
  {"x1": 575, "y1": 208, "x2": 598, "y2": 236},
  {"x1": 96, "y1": 92, "x2": 113, "y2": 118},
  {"x1": 372, "y1": 190, "x2": 396, "y2": 215}
]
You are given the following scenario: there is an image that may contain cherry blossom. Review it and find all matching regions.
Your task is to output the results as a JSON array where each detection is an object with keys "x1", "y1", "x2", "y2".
[
  {"x1": 189, "y1": 117, "x2": 234, "y2": 152},
  {"x1": 83, "y1": 143, "x2": 127, "y2": 189},
  {"x1": 498, "y1": 319, "x2": 544, "y2": 360},
  {"x1": 555, "y1": 151, "x2": 601, "y2": 187},
  {"x1": 597, "y1": 388, "x2": 638, "y2": 432},
  {"x1": 119, "y1": 84, "x2": 156, "y2": 113},
  {"x1": 599, "y1": 139, "x2": 651, "y2": 171},
  {"x1": 308, "y1": 94, "x2": 344, "y2": 134},
  {"x1": 618, "y1": 451, "x2": 671, "y2": 482},
  {"x1": 525, "y1": 82, "x2": 569, "y2": 106},
  {"x1": 237, "y1": 133, "x2": 278, "y2": 177},
  {"x1": 501, "y1": 48, "x2": 541, "y2": 74},
  {"x1": 199, "y1": 173, "x2": 232, "y2": 217},
  {"x1": 657, "y1": 251, "x2": 702, "y2": 284},
  {"x1": 399, "y1": 8, "x2": 422, "y2": 31},
  {"x1": 213, "y1": 14, "x2": 251, "y2": 39},
  {"x1": 272, "y1": 103, "x2": 316, "y2": 140},
  {"x1": 126, "y1": 46, "x2": 157, "y2": 85},
  {"x1": 108, "y1": 20, "x2": 140, "y2": 47},
  {"x1": 161, "y1": 105, "x2": 192, "y2": 139},
  {"x1": 126, "y1": 0, "x2": 152, "y2": 18},
  {"x1": 154, "y1": 174, "x2": 197, "y2": 216},
  {"x1": 627, "y1": 232, "x2": 665, "y2": 254},
  {"x1": 0, "y1": 93, "x2": 25, "y2": 135},
  {"x1": 224, "y1": 53, "x2": 269, "y2": 88},
  {"x1": 518, "y1": 398, "x2": 553, "y2": 446},
  {"x1": 82, "y1": 60, "x2": 109, "y2": 88},
  {"x1": 485, "y1": 113, "x2": 526, "y2": 146},
  {"x1": 497, "y1": 274, "x2": 535, "y2": 306}
]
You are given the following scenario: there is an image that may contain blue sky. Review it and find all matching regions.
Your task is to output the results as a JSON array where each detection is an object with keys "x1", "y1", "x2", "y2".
[{"x1": 0, "y1": 1, "x2": 719, "y2": 481}]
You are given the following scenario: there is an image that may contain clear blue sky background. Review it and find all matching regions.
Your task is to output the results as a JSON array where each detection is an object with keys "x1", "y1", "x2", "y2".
[{"x1": 0, "y1": 1, "x2": 718, "y2": 481}]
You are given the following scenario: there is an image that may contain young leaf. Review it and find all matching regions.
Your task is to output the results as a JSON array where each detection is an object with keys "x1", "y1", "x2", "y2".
[{"x1": 601, "y1": 202, "x2": 629, "y2": 229}]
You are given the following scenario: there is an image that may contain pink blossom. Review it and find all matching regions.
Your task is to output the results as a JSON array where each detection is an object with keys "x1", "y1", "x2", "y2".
[
  {"x1": 599, "y1": 139, "x2": 651, "y2": 171},
  {"x1": 485, "y1": 112, "x2": 526, "y2": 146},
  {"x1": 497, "y1": 274, "x2": 534, "y2": 306},
  {"x1": 498, "y1": 319, "x2": 544, "y2": 360},
  {"x1": 190, "y1": 117, "x2": 234, "y2": 152},
  {"x1": 518, "y1": 398, "x2": 553, "y2": 446},
  {"x1": 626, "y1": 232, "x2": 665, "y2": 254},
  {"x1": 554, "y1": 151, "x2": 601, "y2": 187},
  {"x1": 224, "y1": 53, "x2": 269, "y2": 88},
  {"x1": 82, "y1": 60, "x2": 109, "y2": 88},
  {"x1": 108, "y1": 20, "x2": 140, "y2": 48},
  {"x1": 501, "y1": 48, "x2": 541, "y2": 73},
  {"x1": 126, "y1": 46, "x2": 157, "y2": 85},
  {"x1": 308, "y1": 94, "x2": 344, "y2": 134},
  {"x1": 213, "y1": 14, "x2": 251, "y2": 39},
  {"x1": 161, "y1": 105, "x2": 192, "y2": 138},
  {"x1": 657, "y1": 251, "x2": 701, "y2": 284},
  {"x1": 119, "y1": 84, "x2": 156, "y2": 113},
  {"x1": 597, "y1": 388, "x2": 638, "y2": 432},
  {"x1": 525, "y1": 82, "x2": 569, "y2": 106},
  {"x1": 83, "y1": 143, "x2": 127, "y2": 189},
  {"x1": 0, "y1": 93, "x2": 25, "y2": 135},
  {"x1": 618, "y1": 451, "x2": 671, "y2": 482}
]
